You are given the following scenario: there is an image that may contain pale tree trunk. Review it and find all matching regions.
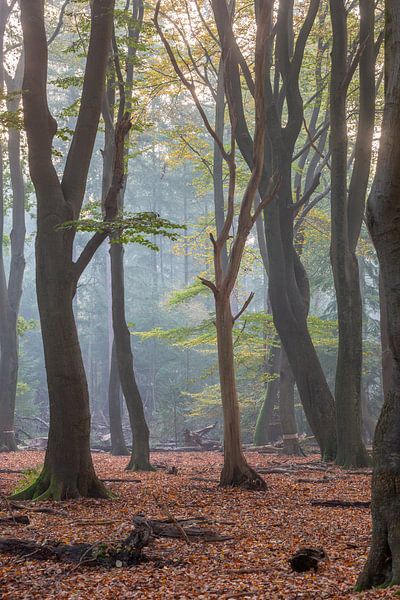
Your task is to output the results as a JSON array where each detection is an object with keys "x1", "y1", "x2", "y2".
[
  {"x1": 0, "y1": 10, "x2": 25, "y2": 452},
  {"x1": 14, "y1": 0, "x2": 115, "y2": 500},
  {"x1": 357, "y1": 1, "x2": 400, "y2": 588},
  {"x1": 329, "y1": 0, "x2": 373, "y2": 468}
]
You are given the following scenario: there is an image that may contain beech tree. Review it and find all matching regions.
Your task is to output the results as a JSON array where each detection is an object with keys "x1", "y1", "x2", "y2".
[
  {"x1": 14, "y1": 0, "x2": 116, "y2": 500},
  {"x1": 155, "y1": 0, "x2": 275, "y2": 488},
  {"x1": 357, "y1": 0, "x2": 400, "y2": 589},
  {"x1": 212, "y1": 0, "x2": 337, "y2": 459},
  {"x1": 0, "y1": 0, "x2": 25, "y2": 452},
  {"x1": 329, "y1": 0, "x2": 375, "y2": 467}
]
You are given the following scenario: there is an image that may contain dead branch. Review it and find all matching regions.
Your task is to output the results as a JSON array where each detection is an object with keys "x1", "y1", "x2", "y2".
[{"x1": 311, "y1": 499, "x2": 370, "y2": 509}]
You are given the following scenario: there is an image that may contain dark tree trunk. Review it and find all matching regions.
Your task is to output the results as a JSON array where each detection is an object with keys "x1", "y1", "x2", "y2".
[
  {"x1": 15, "y1": 0, "x2": 115, "y2": 499},
  {"x1": 279, "y1": 349, "x2": 302, "y2": 456},
  {"x1": 253, "y1": 342, "x2": 280, "y2": 446},
  {"x1": 357, "y1": 1, "x2": 400, "y2": 588},
  {"x1": 379, "y1": 271, "x2": 394, "y2": 398},
  {"x1": 110, "y1": 242, "x2": 152, "y2": 471},
  {"x1": 329, "y1": 0, "x2": 372, "y2": 468},
  {"x1": 108, "y1": 341, "x2": 129, "y2": 456}
]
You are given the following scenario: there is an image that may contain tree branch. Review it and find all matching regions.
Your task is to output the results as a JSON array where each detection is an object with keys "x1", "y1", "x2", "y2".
[{"x1": 233, "y1": 292, "x2": 254, "y2": 322}]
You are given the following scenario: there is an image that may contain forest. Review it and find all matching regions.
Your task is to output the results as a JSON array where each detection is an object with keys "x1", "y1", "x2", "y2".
[{"x1": 0, "y1": 0, "x2": 400, "y2": 597}]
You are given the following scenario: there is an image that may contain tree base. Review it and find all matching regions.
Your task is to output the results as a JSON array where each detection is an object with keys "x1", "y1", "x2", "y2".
[
  {"x1": 0, "y1": 432, "x2": 18, "y2": 452},
  {"x1": 219, "y1": 461, "x2": 267, "y2": 490},
  {"x1": 335, "y1": 446, "x2": 371, "y2": 469},
  {"x1": 126, "y1": 456, "x2": 155, "y2": 472},
  {"x1": 10, "y1": 467, "x2": 112, "y2": 501},
  {"x1": 111, "y1": 445, "x2": 130, "y2": 457},
  {"x1": 282, "y1": 439, "x2": 305, "y2": 456}
]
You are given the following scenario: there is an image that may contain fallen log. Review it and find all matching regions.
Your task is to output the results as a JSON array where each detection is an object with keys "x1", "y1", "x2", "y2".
[
  {"x1": 0, "y1": 515, "x2": 30, "y2": 525},
  {"x1": 311, "y1": 499, "x2": 370, "y2": 508},
  {"x1": 133, "y1": 515, "x2": 232, "y2": 542},
  {"x1": 0, "y1": 521, "x2": 151, "y2": 567},
  {"x1": 101, "y1": 478, "x2": 141, "y2": 483},
  {"x1": 9, "y1": 501, "x2": 69, "y2": 516}
]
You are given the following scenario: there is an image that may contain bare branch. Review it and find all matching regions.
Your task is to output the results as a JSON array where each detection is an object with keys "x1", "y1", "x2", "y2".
[
  {"x1": 48, "y1": 0, "x2": 70, "y2": 46},
  {"x1": 198, "y1": 276, "x2": 218, "y2": 296},
  {"x1": 233, "y1": 292, "x2": 254, "y2": 322}
]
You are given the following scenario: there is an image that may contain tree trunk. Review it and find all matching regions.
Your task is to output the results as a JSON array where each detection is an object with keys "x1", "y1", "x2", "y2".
[
  {"x1": 264, "y1": 170, "x2": 337, "y2": 461},
  {"x1": 329, "y1": 0, "x2": 370, "y2": 468},
  {"x1": 279, "y1": 349, "x2": 302, "y2": 456},
  {"x1": 216, "y1": 296, "x2": 266, "y2": 489},
  {"x1": 357, "y1": 1, "x2": 400, "y2": 588},
  {"x1": 14, "y1": 249, "x2": 108, "y2": 500},
  {"x1": 253, "y1": 341, "x2": 280, "y2": 446},
  {"x1": 110, "y1": 242, "x2": 152, "y2": 471},
  {"x1": 15, "y1": 0, "x2": 115, "y2": 499},
  {"x1": 108, "y1": 341, "x2": 129, "y2": 456},
  {"x1": 379, "y1": 271, "x2": 394, "y2": 399}
]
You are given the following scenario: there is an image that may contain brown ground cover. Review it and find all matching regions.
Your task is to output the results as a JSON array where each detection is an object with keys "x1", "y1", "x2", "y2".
[{"x1": 0, "y1": 451, "x2": 395, "y2": 599}]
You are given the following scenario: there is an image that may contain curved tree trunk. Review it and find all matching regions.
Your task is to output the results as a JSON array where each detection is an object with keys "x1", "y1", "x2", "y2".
[
  {"x1": 357, "y1": 1, "x2": 400, "y2": 588},
  {"x1": 110, "y1": 242, "x2": 152, "y2": 471},
  {"x1": 15, "y1": 0, "x2": 115, "y2": 499},
  {"x1": 108, "y1": 341, "x2": 129, "y2": 456},
  {"x1": 279, "y1": 349, "x2": 302, "y2": 456}
]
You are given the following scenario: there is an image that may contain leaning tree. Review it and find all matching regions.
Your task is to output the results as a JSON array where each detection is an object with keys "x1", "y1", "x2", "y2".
[{"x1": 356, "y1": 0, "x2": 400, "y2": 589}]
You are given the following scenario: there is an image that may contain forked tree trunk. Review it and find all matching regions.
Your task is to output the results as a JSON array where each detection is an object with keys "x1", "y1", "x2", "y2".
[
  {"x1": 108, "y1": 341, "x2": 129, "y2": 456},
  {"x1": 15, "y1": 0, "x2": 115, "y2": 499},
  {"x1": 279, "y1": 349, "x2": 302, "y2": 456},
  {"x1": 216, "y1": 297, "x2": 265, "y2": 488},
  {"x1": 110, "y1": 242, "x2": 152, "y2": 470},
  {"x1": 356, "y1": 1, "x2": 400, "y2": 588}
]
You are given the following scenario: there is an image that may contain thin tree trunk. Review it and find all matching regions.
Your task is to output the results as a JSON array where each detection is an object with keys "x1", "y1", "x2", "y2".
[
  {"x1": 279, "y1": 348, "x2": 302, "y2": 456},
  {"x1": 108, "y1": 341, "x2": 129, "y2": 455},
  {"x1": 253, "y1": 341, "x2": 280, "y2": 446},
  {"x1": 110, "y1": 242, "x2": 152, "y2": 470},
  {"x1": 216, "y1": 296, "x2": 265, "y2": 487}
]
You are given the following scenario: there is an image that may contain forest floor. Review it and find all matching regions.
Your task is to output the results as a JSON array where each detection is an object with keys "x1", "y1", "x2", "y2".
[{"x1": 0, "y1": 451, "x2": 396, "y2": 599}]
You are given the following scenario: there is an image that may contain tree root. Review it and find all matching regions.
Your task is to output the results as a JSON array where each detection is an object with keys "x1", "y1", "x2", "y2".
[
  {"x1": 10, "y1": 470, "x2": 112, "y2": 501},
  {"x1": 219, "y1": 463, "x2": 267, "y2": 490}
]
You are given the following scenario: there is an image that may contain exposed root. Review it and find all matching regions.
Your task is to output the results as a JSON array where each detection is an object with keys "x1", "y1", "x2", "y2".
[{"x1": 219, "y1": 463, "x2": 267, "y2": 490}]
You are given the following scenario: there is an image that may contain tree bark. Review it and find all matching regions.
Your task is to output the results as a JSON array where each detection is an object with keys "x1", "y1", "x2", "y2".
[
  {"x1": 110, "y1": 241, "x2": 152, "y2": 470},
  {"x1": 14, "y1": 0, "x2": 115, "y2": 499},
  {"x1": 216, "y1": 296, "x2": 265, "y2": 488},
  {"x1": 253, "y1": 342, "x2": 280, "y2": 446},
  {"x1": 279, "y1": 348, "x2": 302, "y2": 456},
  {"x1": 329, "y1": 0, "x2": 372, "y2": 468},
  {"x1": 357, "y1": 1, "x2": 400, "y2": 588},
  {"x1": 108, "y1": 341, "x2": 129, "y2": 455}
]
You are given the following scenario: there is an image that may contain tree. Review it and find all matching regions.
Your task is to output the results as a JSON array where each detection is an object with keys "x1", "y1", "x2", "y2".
[
  {"x1": 14, "y1": 0, "x2": 115, "y2": 500},
  {"x1": 356, "y1": 0, "x2": 400, "y2": 589},
  {"x1": 328, "y1": 0, "x2": 375, "y2": 467},
  {"x1": 102, "y1": 0, "x2": 152, "y2": 470},
  {"x1": 155, "y1": 0, "x2": 275, "y2": 488},
  {"x1": 212, "y1": 0, "x2": 337, "y2": 459},
  {"x1": 0, "y1": 0, "x2": 25, "y2": 452}
]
